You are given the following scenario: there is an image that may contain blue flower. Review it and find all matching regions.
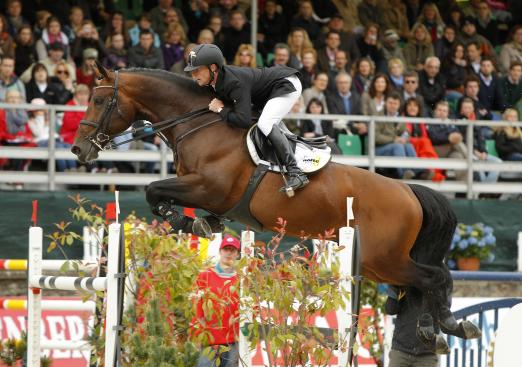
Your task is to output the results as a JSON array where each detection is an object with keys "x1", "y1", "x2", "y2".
[
  {"x1": 485, "y1": 235, "x2": 496, "y2": 245},
  {"x1": 447, "y1": 259, "x2": 456, "y2": 269},
  {"x1": 466, "y1": 226, "x2": 473, "y2": 234},
  {"x1": 468, "y1": 237, "x2": 478, "y2": 245},
  {"x1": 484, "y1": 226, "x2": 494, "y2": 235},
  {"x1": 458, "y1": 239, "x2": 469, "y2": 249},
  {"x1": 478, "y1": 240, "x2": 486, "y2": 248},
  {"x1": 452, "y1": 234, "x2": 461, "y2": 243}
]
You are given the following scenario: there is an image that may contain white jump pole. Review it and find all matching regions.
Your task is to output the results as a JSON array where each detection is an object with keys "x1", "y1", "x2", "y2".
[
  {"x1": 517, "y1": 232, "x2": 522, "y2": 272},
  {"x1": 104, "y1": 222, "x2": 121, "y2": 367},
  {"x1": 239, "y1": 230, "x2": 255, "y2": 367},
  {"x1": 27, "y1": 226, "x2": 43, "y2": 367}
]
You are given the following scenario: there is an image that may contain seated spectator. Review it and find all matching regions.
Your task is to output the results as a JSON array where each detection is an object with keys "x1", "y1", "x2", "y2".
[
  {"x1": 500, "y1": 61, "x2": 522, "y2": 109},
  {"x1": 404, "y1": 23, "x2": 435, "y2": 72},
  {"x1": 387, "y1": 58, "x2": 406, "y2": 92},
  {"x1": 233, "y1": 44, "x2": 255, "y2": 68},
  {"x1": 129, "y1": 13, "x2": 161, "y2": 48},
  {"x1": 20, "y1": 42, "x2": 77, "y2": 84},
  {"x1": 33, "y1": 10, "x2": 51, "y2": 41},
  {"x1": 428, "y1": 100, "x2": 467, "y2": 181},
  {"x1": 153, "y1": 7, "x2": 188, "y2": 42},
  {"x1": 71, "y1": 20, "x2": 105, "y2": 66},
  {"x1": 357, "y1": 0, "x2": 386, "y2": 30},
  {"x1": 380, "y1": 0, "x2": 411, "y2": 40},
  {"x1": 458, "y1": 17, "x2": 496, "y2": 62},
  {"x1": 418, "y1": 56, "x2": 446, "y2": 111},
  {"x1": 457, "y1": 96, "x2": 501, "y2": 183},
  {"x1": 357, "y1": 23, "x2": 386, "y2": 72},
  {"x1": 301, "y1": 72, "x2": 329, "y2": 113},
  {"x1": 258, "y1": 0, "x2": 286, "y2": 55},
  {"x1": 301, "y1": 98, "x2": 341, "y2": 154},
  {"x1": 60, "y1": 84, "x2": 90, "y2": 145},
  {"x1": 0, "y1": 14, "x2": 14, "y2": 58},
  {"x1": 327, "y1": 50, "x2": 350, "y2": 92},
  {"x1": 326, "y1": 72, "x2": 365, "y2": 138},
  {"x1": 162, "y1": 24, "x2": 186, "y2": 71},
  {"x1": 317, "y1": 31, "x2": 341, "y2": 73},
  {"x1": 314, "y1": 14, "x2": 360, "y2": 67},
  {"x1": 404, "y1": 0, "x2": 421, "y2": 28},
  {"x1": 102, "y1": 34, "x2": 128, "y2": 70},
  {"x1": 499, "y1": 25, "x2": 522, "y2": 75},
  {"x1": 222, "y1": 10, "x2": 251, "y2": 63},
  {"x1": 290, "y1": 0, "x2": 321, "y2": 42},
  {"x1": 381, "y1": 30, "x2": 406, "y2": 67},
  {"x1": 208, "y1": 0, "x2": 239, "y2": 28},
  {"x1": 474, "y1": 2, "x2": 500, "y2": 47},
  {"x1": 206, "y1": 15, "x2": 225, "y2": 49},
  {"x1": 101, "y1": 11, "x2": 130, "y2": 47},
  {"x1": 76, "y1": 49, "x2": 98, "y2": 90},
  {"x1": 477, "y1": 57, "x2": 505, "y2": 113},
  {"x1": 25, "y1": 62, "x2": 71, "y2": 105},
  {"x1": 27, "y1": 98, "x2": 77, "y2": 172},
  {"x1": 375, "y1": 92, "x2": 419, "y2": 179},
  {"x1": 14, "y1": 25, "x2": 36, "y2": 78},
  {"x1": 196, "y1": 28, "x2": 214, "y2": 45},
  {"x1": 298, "y1": 48, "x2": 317, "y2": 90},
  {"x1": 183, "y1": 1, "x2": 210, "y2": 43},
  {"x1": 442, "y1": 43, "x2": 468, "y2": 101},
  {"x1": 414, "y1": 2, "x2": 445, "y2": 42},
  {"x1": 446, "y1": 6, "x2": 465, "y2": 31},
  {"x1": 35, "y1": 16, "x2": 70, "y2": 61},
  {"x1": 402, "y1": 71, "x2": 427, "y2": 111},
  {"x1": 460, "y1": 74, "x2": 493, "y2": 122},
  {"x1": 494, "y1": 108, "x2": 522, "y2": 161},
  {"x1": 403, "y1": 97, "x2": 443, "y2": 180},
  {"x1": 0, "y1": 55, "x2": 26, "y2": 102},
  {"x1": 63, "y1": 6, "x2": 84, "y2": 42},
  {"x1": 53, "y1": 61, "x2": 75, "y2": 97},
  {"x1": 466, "y1": 41, "x2": 483, "y2": 75},
  {"x1": 128, "y1": 30, "x2": 165, "y2": 69},
  {"x1": 434, "y1": 25, "x2": 457, "y2": 62},
  {"x1": 5, "y1": 0, "x2": 28, "y2": 37},
  {"x1": 352, "y1": 57, "x2": 375, "y2": 95},
  {"x1": 287, "y1": 27, "x2": 313, "y2": 70},
  {"x1": 361, "y1": 73, "x2": 392, "y2": 116},
  {"x1": 269, "y1": 43, "x2": 292, "y2": 67}
]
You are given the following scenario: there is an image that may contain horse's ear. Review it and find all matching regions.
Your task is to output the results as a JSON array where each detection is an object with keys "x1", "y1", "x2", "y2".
[{"x1": 93, "y1": 60, "x2": 110, "y2": 80}]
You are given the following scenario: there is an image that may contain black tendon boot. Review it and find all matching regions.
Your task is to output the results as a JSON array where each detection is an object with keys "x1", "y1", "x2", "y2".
[
  {"x1": 155, "y1": 201, "x2": 194, "y2": 233},
  {"x1": 267, "y1": 127, "x2": 309, "y2": 194}
]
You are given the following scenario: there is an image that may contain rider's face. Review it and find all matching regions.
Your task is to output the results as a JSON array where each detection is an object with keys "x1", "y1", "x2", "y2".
[{"x1": 191, "y1": 66, "x2": 211, "y2": 86}]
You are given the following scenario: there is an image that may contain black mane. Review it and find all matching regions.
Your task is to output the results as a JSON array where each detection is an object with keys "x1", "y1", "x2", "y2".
[{"x1": 122, "y1": 68, "x2": 213, "y2": 97}]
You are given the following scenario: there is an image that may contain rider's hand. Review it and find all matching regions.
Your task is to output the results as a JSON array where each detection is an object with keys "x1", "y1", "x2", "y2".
[{"x1": 209, "y1": 98, "x2": 224, "y2": 113}]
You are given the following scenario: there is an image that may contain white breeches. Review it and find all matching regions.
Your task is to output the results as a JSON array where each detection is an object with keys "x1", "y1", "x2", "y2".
[{"x1": 257, "y1": 75, "x2": 302, "y2": 136}]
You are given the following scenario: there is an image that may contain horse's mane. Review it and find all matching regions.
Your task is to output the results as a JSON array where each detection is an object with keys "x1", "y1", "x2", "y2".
[{"x1": 122, "y1": 68, "x2": 214, "y2": 98}]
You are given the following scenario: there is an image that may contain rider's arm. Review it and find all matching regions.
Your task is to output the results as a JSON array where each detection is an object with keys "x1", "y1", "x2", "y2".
[{"x1": 219, "y1": 85, "x2": 252, "y2": 129}]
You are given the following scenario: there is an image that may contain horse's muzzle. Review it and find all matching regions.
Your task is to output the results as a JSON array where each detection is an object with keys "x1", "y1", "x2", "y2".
[{"x1": 71, "y1": 140, "x2": 99, "y2": 163}]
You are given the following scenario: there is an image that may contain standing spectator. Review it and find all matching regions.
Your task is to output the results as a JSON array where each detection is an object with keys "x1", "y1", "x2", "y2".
[
  {"x1": 418, "y1": 56, "x2": 446, "y2": 111},
  {"x1": 494, "y1": 108, "x2": 522, "y2": 161},
  {"x1": 375, "y1": 92, "x2": 418, "y2": 179},
  {"x1": 63, "y1": 6, "x2": 84, "y2": 42},
  {"x1": 477, "y1": 57, "x2": 505, "y2": 113},
  {"x1": 162, "y1": 24, "x2": 186, "y2": 71},
  {"x1": 442, "y1": 43, "x2": 468, "y2": 102},
  {"x1": 388, "y1": 58, "x2": 406, "y2": 92},
  {"x1": 499, "y1": 61, "x2": 522, "y2": 109},
  {"x1": 128, "y1": 30, "x2": 165, "y2": 69},
  {"x1": 434, "y1": 25, "x2": 457, "y2": 62},
  {"x1": 14, "y1": 25, "x2": 36, "y2": 77},
  {"x1": 60, "y1": 84, "x2": 90, "y2": 145},
  {"x1": 301, "y1": 72, "x2": 329, "y2": 113},
  {"x1": 382, "y1": 30, "x2": 407, "y2": 67},
  {"x1": 357, "y1": 23, "x2": 386, "y2": 72},
  {"x1": 357, "y1": 0, "x2": 386, "y2": 30},
  {"x1": 298, "y1": 48, "x2": 317, "y2": 90},
  {"x1": 76, "y1": 49, "x2": 98, "y2": 90},
  {"x1": 361, "y1": 73, "x2": 391, "y2": 116},
  {"x1": 316, "y1": 31, "x2": 341, "y2": 73},
  {"x1": 498, "y1": 25, "x2": 522, "y2": 75},
  {"x1": 232, "y1": 44, "x2": 255, "y2": 68},
  {"x1": 327, "y1": 50, "x2": 350, "y2": 92},
  {"x1": 101, "y1": 11, "x2": 130, "y2": 47},
  {"x1": 52, "y1": 61, "x2": 75, "y2": 98},
  {"x1": 129, "y1": 13, "x2": 161, "y2": 48},
  {"x1": 222, "y1": 10, "x2": 250, "y2": 63},
  {"x1": 352, "y1": 57, "x2": 375, "y2": 95},
  {"x1": 414, "y1": 2, "x2": 445, "y2": 42},
  {"x1": 474, "y1": 1, "x2": 500, "y2": 47},
  {"x1": 194, "y1": 236, "x2": 240, "y2": 367},
  {"x1": 0, "y1": 14, "x2": 14, "y2": 58},
  {"x1": 290, "y1": 0, "x2": 321, "y2": 42},
  {"x1": 102, "y1": 34, "x2": 128, "y2": 70},
  {"x1": 71, "y1": 21, "x2": 106, "y2": 66},
  {"x1": 206, "y1": 15, "x2": 225, "y2": 49},
  {"x1": 457, "y1": 97, "x2": 502, "y2": 183},
  {"x1": 381, "y1": 0, "x2": 411, "y2": 40},
  {"x1": 20, "y1": 42, "x2": 76, "y2": 84},
  {"x1": 5, "y1": 0, "x2": 28, "y2": 37},
  {"x1": 0, "y1": 56, "x2": 25, "y2": 101},
  {"x1": 428, "y1": 100, "x2": 468, "y2": 182},
  {"x1": 258, "y1": 0, "x2": 286, "y2": 55},
  {"x1": 404, "y1": 23, "x2": 435, "y2": 72},
  {"x1": 287, "y1": 28, "x2": 313, "y2": 70},
  {"x1": 315, "y1": 14, "x2": 360, "y2": 66},
  {"x1": 35, "y1": 16, "x2": 70, "y2": 61},
  {"x1": 301, "y1": 98, "x2": 341, "y2": 153},
  {"x1": 25, "y1": 62, "x2": 70, "y2": 105}
]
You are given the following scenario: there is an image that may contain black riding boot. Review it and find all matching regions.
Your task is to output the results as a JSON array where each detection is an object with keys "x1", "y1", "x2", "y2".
[{"x1": 267, "y1": 127, "x2": 309, "y2": 193}]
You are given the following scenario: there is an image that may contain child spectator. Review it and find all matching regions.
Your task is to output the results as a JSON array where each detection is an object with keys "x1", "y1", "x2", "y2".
[
  {"x1": 494, "y1": 108, "x2": 522, "y2": 161},
  {"x1": 60, "y1": 84, "x2": 90, "y2": 145},
  {"x1": 361, "y1": 73, "x2": 391, "y2": 116},
  {"x1": 162, "y1": 24, "x2": 186, "y2": 71},
  {"x1": 14, "y1": 25, "x2": 36, "y2": 77},
  {"x1": 404, "y1": 23, "x2": 435, "y2": 72},
  {"x1": 352, "y1": 57, "x2": 375, "y2": 95},
  {"x1": 232, "y1": 44, "x2": 255, "y2": 68},
  {"x1": 35, "y1": 16, "x2": 70, "y2": 61},
  {"x1": 102, "y1": 34, "x2": 128, "y2": 70}
]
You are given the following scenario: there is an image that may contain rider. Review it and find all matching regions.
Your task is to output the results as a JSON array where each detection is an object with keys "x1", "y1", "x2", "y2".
[{"x1": 184, "y1": 43, "x2": 309, "y2": 192}]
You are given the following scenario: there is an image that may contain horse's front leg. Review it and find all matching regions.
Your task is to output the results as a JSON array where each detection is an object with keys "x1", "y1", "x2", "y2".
[{"x1": 146, "y1": 174, "x2": 223, "y2": 238}]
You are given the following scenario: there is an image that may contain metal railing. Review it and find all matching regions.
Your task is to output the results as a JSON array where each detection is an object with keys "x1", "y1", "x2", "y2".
[{"x1": 1, "y1": 102, "x2": 522, "y2": 197}]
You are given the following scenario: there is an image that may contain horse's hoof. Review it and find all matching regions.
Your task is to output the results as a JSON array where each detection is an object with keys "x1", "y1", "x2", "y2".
[
  {"x1": 460, "y1": 320, "x2": 482, "y2": 339},
  {"x1": 416, "y1": 313, "x2": 436, "y2": 343},
  {"x1": 440, "y1": 314, "x2": 460, "y2": 334},
  {"x1": 192, "y1": 217, "x2": 213, "y2": 238},
  {"x1": 434, "y1": 334, "x2": 450, "y2": 354}
]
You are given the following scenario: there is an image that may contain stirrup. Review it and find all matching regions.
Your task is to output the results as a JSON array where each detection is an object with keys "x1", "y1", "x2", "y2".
[{"x1": 279, "y1": 172, "x2": 309, "y2": 197}]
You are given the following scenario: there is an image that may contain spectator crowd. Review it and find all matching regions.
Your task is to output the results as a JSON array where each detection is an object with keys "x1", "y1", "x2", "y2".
[{"x1": 0, "y1": 0, "x2": 521, "y2": 189}]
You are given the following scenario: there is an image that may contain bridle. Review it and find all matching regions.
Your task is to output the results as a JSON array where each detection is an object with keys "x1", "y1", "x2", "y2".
[{"x1": 79, "y1": 70, "x2": 220, "y2": 152}]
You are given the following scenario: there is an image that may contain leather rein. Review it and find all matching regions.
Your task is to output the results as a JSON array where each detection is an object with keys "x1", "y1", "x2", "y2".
[{"x1": 79, "y1": 70, "x2": 221, "y2": 152}]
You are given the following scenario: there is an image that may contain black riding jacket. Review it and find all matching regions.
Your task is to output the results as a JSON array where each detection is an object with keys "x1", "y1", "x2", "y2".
[{"x1": 212, "y1": 65, "x2": 299, "y2": 129}]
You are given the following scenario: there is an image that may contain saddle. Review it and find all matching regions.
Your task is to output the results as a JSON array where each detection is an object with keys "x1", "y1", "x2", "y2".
[{"x1": 246, "y1": 123, "x2": 331, "y2": 173}]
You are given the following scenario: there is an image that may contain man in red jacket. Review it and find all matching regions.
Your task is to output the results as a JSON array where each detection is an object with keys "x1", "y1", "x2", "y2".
[{"x1": 195, "y1": 236, "x2": 240, "y2": 367}]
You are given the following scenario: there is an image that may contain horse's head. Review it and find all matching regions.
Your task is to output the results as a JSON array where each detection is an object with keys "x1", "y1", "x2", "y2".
[{"x1": 71, "y1": 61, "x2": 137, "y2": 163}]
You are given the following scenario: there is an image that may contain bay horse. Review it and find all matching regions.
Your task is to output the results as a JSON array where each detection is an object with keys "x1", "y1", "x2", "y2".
[{"x1": 72, "y1": 64, "x2": 481, "y2": 354}]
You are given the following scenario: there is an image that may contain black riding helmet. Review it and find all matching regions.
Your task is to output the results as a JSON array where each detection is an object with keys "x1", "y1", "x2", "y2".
[{"x1": 184, "y1": 44, "x2": 224, "y2": 72}]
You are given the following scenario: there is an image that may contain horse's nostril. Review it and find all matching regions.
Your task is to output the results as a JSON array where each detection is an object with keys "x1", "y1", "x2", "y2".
[{"x1": 71, "y1": 145, "x2": 81, "y2": 155}]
